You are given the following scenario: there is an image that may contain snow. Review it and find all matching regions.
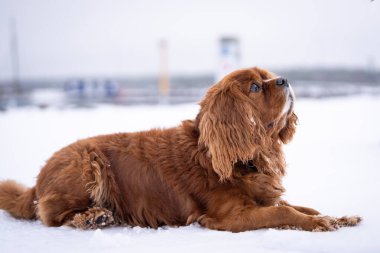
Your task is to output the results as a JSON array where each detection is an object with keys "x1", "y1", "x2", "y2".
[{"x1": 1, "y1": 95, "x2": 380, "y2": 253}]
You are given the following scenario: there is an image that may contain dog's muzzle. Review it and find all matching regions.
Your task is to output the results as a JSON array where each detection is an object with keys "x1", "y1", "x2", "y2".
[{"x1": 278, "y1": 77, "x2": 294, "y2": 115}]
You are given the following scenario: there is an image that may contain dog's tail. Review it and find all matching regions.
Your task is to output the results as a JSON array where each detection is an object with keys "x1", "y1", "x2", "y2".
[{"x1": 0, "y1": 180, "x2": 36, "y2": 219}]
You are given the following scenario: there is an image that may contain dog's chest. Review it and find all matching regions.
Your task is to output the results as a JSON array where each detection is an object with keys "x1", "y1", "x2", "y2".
[{"x1": 234, "y1": 161, "x2": 284, "y2": 206}]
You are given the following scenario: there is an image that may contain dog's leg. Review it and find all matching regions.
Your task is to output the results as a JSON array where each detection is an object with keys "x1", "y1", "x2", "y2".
[
  {"x1": 66, "y1": 207, "x2": 114, "y2": 229},
  {"x1": 290, "y1": 205, "x2": 320, "y2": 216},
  {"x1": 35, "y1": 146, "x2": 125, "y2": 227},
  {"x1": 277, "y1": 201, "x2": 362, "y2": 226},
  {"x1": 278, "y1": 200, "x2": 320, "y2": 215},
  {"x1": 198, "y1": 205, "x2": 360, "y2": 232}
]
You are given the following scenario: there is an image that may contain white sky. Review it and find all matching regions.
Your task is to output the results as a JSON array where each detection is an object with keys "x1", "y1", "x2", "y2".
[{"x1": 0, "y1": 0, "x2": 379, "y2": 79}]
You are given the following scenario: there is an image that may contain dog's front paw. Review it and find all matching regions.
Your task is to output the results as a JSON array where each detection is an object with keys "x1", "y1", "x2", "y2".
[
  {"x1": 303, "y1": 215, "x2": 362, "y2": 232},
  {"x1": 304, "y1": 216, "x2": 338, "y2": 232},
  {"x1": 334, "y1": 215, "x2": 362, "y2": 227}
]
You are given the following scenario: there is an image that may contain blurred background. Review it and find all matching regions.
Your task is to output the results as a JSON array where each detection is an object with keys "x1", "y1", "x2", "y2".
[{"x1": 0, "y1": 0, "x2": 379, "y2": 108}]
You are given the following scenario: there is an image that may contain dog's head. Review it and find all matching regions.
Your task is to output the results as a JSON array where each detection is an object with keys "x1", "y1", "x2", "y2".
[{"x1": 197, "y1": 67, "x2": 297, "y2": 181}]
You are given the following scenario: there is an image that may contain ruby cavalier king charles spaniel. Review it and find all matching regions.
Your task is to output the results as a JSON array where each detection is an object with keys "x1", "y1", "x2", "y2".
[{"x1": 0, "y1": 67, "x2": 361, "y2": 232}]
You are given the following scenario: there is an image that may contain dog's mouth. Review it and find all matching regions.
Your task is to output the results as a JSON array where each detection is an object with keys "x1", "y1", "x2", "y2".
[
  {"x1": 288, "y1": 84, "x2": 295, "y2": 114},
  {"x1": 282, "y1": 83, "x2": 294, "y2": 115},
  {"x1": 268, "y1": 88, "x2": 294, "y2": 129}
]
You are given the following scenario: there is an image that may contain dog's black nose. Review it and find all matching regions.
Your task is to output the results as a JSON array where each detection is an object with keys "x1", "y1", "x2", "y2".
[{"x1": 276, "y1": 77, "x2": 288, "y2": 87}]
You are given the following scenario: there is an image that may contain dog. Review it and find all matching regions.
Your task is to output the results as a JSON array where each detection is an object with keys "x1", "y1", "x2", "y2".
[{"x1": 0, "y1": 67, "x2": 361, "y2": 232}]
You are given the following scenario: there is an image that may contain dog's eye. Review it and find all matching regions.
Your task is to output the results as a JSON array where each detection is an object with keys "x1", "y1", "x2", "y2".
[{"x1": 250, "y1": 83, "x2": 262, "y2": 93}]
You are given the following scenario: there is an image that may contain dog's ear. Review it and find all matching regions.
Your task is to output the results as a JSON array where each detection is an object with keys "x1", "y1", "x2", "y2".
[
  {"x1": 197, "y1": 81, "x2": 262, "y2": 182},
  {"x1": 279, "y1": 112, "x2": 298, "y2": 144}
]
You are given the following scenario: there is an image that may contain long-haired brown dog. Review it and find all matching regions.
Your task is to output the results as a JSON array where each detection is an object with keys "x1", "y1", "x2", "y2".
[{"x1": 0, "y1": 67, "x2": 361, "y2": 232}]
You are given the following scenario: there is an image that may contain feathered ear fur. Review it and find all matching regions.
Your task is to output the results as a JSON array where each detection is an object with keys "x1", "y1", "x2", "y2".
[
  {"x1": 279, "y1": 112, "x2": 298, "y2": 144},
  {"x1": 197, "y1": 81, "x2": 264, "y2": 181}
]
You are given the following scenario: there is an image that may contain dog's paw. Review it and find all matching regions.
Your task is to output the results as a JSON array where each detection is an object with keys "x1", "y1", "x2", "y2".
[
  {"x1": 197, "y1": 215, "x2": 214, "y2": 228},
  {"x1": 93, "y1": 208, "x2": 114, "y2": 227},
  {"x1": 197, "y1": 215, "x2": 225, "y2": 230},
  {"x1": 186, "y1": 210, "x2": 202, "y2": 225},
  {"x1": 335, "y1": 215, "x2": 362, "y2": 227},
  {"x1": 303, "y1": 216, "x2": 338, "y2": 232}
]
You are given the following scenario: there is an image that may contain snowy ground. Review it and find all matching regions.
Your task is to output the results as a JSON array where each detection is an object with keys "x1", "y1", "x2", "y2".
[{"x1": 1, "y1": 95, "x2": 380, "y2": 253}]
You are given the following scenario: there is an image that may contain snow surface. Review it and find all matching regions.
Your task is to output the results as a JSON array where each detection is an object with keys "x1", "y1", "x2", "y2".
[{"x1": 1, "y1": 96, "x2": 380, "y2": 253}]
